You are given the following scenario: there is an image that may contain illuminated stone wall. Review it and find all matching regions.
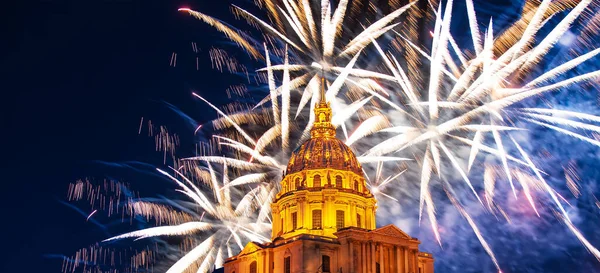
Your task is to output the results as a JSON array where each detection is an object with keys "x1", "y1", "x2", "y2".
[
  {"x1": 223, "y1": 226, "x2": 434, "y2": 273},
  {"x1": 271, "y1": 168, "x2": 377, "y2": 240}
]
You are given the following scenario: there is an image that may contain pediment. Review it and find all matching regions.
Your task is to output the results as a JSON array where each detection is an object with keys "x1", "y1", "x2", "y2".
[
  {"x1": 371, "y1": 224, "x2": 411, "y2": 239},
  {"x1": 238, "y1": 241, "x2": 264, "y2": 256}
]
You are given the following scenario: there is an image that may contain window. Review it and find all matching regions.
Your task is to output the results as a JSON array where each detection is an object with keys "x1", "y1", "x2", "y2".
[
  {"x1": 335, "y1": 175, "x2": 342, "y2": 188},
  {"x1": 354, "y1": 180, "x2": 359, "y2": 191},
  {"x1": 295, "y1": 178, "x2": 300, "y2": 189},
  {"x1": 376, "y1": 262, "x2": 381, "y2": 273},
  {"x1": 336, "y1": 210, "x2": 345, "y2": 229},
  {"x1": 312, "y1": 210, "x2": 322, "y2": 229},
  {"x1": 284, "y1": 256, "x2": 291, "y2": 273},
  {"x1": 357, "y1": 214, "x2": 361, "y2": 228},
  {"x1": 291, "y1": 212, "x2": 297, "y2": 230},
  {"x1": 322, "y1": 255, "x2": 331, "y2": 273},
  {"x1": 319, "y1": 112, "x2": 326, "y2": 122},
  {"x1": 249, "y1": 261, "x2": 257, "y2": 273},
  {"x1": 314, "y1": 175, "x2": 321, "y2": 187}
]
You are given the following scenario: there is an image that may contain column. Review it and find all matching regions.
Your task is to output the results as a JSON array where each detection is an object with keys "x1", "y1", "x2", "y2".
[
  {"x1": 385, "y1": 247, "x2": 394, "y2": 273},
  {"x1": 272, "y1": 207, "x2": 280, "y2": 238},
  {"x1": 413, "y1": 251, "x2": 418, "y2": 273},
  {"x1": 285, "y1": 205, "x2": 290, "y2": 233},
  {"x1": 395, "y1": 246, "x2": 402, "y2": 273},
  {"x1": 366, "y1": 207, "x2": 373, "y2": 229},
  {"x1": 367, "y1": 242, "x2": 371, "y2": 273},
  {"x1": 404, "y1": 247, "x2": 410, "y2": 273},
  {"x1": 350, "y1": 202, "x2": 357, "y2": 226},
  {"x1": 258, "y1": 252, "x2": 264, "y2": 273},
  {"x1": 265, "y1": 251, "x2": 271, "y2": 273},
  {"x1": 379, "y1": 245, "x2": 384, "y2": 273},
  {"x1": 362, "y1": 243, "x2": 367, "y2": 273},
  {"x1": 324, "y1": 196, "x2": 331, "y2": 229},
  {"x1": 330, "y1": 197, "x2": 336, "y2": 229},
  {"x1": 371, "y1": 243, "x2": 375, "y2": 273},
  {"x1": 372, "y1": 206, "x2": 376, "y2": 229},
  {"x1": 304, "y1": 200, "x2": 310, "y2": 229},
  {"x1": 298, "y1": 197, "x2": 304, "y2": 229}
]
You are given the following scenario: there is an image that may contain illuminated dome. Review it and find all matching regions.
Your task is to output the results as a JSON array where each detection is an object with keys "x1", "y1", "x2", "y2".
[
  {"x1": 286, "y1": 136, "x2": 363, "y2": 175},
  {"x1": 285, "y1": 80, "x2": 363, "y2": 176},
  {"x1": 271, "y1": 77, "x2": 376, "y2": 240}
]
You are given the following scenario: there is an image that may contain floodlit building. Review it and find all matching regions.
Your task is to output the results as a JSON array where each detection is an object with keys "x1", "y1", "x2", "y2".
[{"x1": 223, "y1": 79, "x2": 433, "y2": 273}]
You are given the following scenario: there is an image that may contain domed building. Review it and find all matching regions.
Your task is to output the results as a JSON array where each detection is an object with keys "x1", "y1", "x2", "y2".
[{"x1": 223, "y1": 80, "x2": 434, "y2": 273}]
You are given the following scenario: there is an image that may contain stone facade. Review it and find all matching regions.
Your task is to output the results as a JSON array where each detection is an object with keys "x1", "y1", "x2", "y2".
[{"x1": 223, "y1": 225, "x2": 433, "y2": 273}]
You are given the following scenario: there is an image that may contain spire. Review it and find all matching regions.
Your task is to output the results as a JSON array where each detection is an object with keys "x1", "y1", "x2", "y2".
[
  {"x1": 319, "y1": 75, "x2": 327, "y2": 105},
  {"x1": 311, "y1": 76, "x2": 336, "y2": 138}
]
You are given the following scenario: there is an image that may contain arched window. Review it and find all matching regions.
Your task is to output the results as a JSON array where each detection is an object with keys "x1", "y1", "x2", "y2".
[
  {"x1": 335, "y1": 175, "x2": 342, "y2": 188},
  {"x1": 291, "y1": 212, "x2": 297, "y2": 230},
  {"x1": 312, "y1": 210, "x2": 322, "y2": 229},
  {"x1": 356, "y1": 213, "x2": 361, "y2": 228},
  {"x1": 354, "y1": 180, "x2": 359, "y2": 191},
  {"x1": 249, "y1": 261, "x2": 257, "y2": 273},
  {"x1": 295, "y1": 177, "x2": 301, "y2": 189},
  {"x1": 336, "y1": 210, "x2": 345, "y2": 229},
  {"x1": 322, "y1": 255, "x2": 331, "y2": 273},
  {"x1": 314, "y1": 175, "x2": 321, "y2": 187}
]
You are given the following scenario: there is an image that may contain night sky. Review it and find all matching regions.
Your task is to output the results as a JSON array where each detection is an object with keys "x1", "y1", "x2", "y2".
[
  {"x1": 4, "y1": 1, "x2": 235, "y2": 271},
  {"x1": 3, "y1": 1, "x2": 600, "y2": 272}
]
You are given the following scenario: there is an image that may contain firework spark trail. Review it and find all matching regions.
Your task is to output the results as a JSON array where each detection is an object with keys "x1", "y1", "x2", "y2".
[
  {"x1": 356, "y1": 1, "x2": 600, "y2": 269},
  {"x1": 178, "y1": 8, "x2": 263, "y2": 60},
  {"x1": 67, "y1": 1, "x2": 600, "y2": 272},
  {"x1": 86, "y1": 210, "x2": 97, "y2": 221},
  {"x1": 181, "y1": 0, "x2": 415, "y2": 118},
  {"x1": 103, "y1": 222, "x2": 213, "y2": 241}
]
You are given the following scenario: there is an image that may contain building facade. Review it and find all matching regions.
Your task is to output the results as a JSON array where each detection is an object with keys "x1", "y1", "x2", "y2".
[{"x1": 223, "y1": 81, "x2": 433, "y2": 273}]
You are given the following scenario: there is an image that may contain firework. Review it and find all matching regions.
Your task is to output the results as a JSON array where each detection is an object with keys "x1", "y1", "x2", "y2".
[
  {"x1": 67, "y1": 0, "x2": 600, "y2": 272},
  {"x1": 360, "y1": 1, "x2": 600, "y2": 268}
]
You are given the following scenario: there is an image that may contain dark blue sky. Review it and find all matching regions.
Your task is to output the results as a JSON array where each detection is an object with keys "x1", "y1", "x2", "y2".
[{"x1": 3, "y1": 1, "x2": 238, "y2": 271}]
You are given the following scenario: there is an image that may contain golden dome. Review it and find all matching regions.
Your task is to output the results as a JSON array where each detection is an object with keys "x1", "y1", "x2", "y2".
[
  {"x1": 272, "y1": 78, "x2": 376, "y2": 241},
  {"x1": 285, "y1": 78, "x2": 363, "y2": 176},
  {"x1": 286, "y1": 137, "x2": 363, "y2": 175}
]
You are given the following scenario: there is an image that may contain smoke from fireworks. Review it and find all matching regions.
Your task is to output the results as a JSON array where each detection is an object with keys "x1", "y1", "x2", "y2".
[{"x1": 66, "y1": 1, "x2": 600, "y2": 272}]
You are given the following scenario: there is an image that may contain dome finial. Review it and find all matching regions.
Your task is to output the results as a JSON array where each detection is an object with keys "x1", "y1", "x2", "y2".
[
  {"x1": 311, "y1": 76, "x2": 335, "y2": 138},
  {"x1": 320, "y1": 74, "x2": 326, "y2": 105}
]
